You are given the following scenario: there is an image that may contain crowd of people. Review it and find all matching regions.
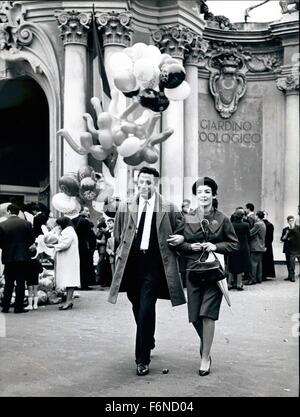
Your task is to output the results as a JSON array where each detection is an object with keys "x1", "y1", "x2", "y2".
[{"x1": 0, "y1": 168, "x2": 299, "y2": 378}]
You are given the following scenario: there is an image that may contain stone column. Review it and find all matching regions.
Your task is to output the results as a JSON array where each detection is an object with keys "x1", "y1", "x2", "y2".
[
  {"x1": 183, "y1": 36, "x2": 209, "y2": 200},
  {"x1": 277, "y1": 74, "x2": 300, "y2": 219},
  {"x1": 152, "y1": 25, "x2": 194, "y2": 207},
  {"x1": 96, "y1": 11, "x2": 132, "y2": 200},
  {"x1": 55, "y1": 10, "x2": 91, "y2": 174}
]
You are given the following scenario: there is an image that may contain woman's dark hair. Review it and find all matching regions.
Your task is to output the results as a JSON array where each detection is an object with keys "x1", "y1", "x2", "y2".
[
  {"x1": 192, "y1": 177, "x2": 218, "y2": 196},
  {"x1": 56, "y1": 216, "x2": 74, "y2": 230}
]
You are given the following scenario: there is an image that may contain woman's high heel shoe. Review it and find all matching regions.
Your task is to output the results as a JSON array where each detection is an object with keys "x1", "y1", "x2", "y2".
[
  {"x1": 59, "y1": 303, "x2": 73, "y2": 310},
  {"x1": 199, "y1": 357, "x2": 212, "y2": 376}
]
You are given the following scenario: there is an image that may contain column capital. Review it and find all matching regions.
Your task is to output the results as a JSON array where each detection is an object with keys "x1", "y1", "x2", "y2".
[
  {"x1": 55, "y1": 9, "x2": 91, "y2": 46},
  {"x1": 152, "y1": 25, "x2": 195, "y2": 60},
  {"x1": 185, "y1": 35, "x2": 209, "y2": 66},
  {"x1": 95, "y1": 11, "x2": 132, "y2": 47},
  {"x1": 277, "y1": 74, "x2": 299, "y2": 95}
]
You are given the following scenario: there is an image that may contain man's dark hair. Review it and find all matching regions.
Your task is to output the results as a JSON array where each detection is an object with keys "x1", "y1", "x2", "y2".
[
  {"x1": 287, "y1": 215, "x2": 295, "y2": 221},
  {"x1": 183, "y1": 199, "x2": 191, "y2": 204},
  {"x1": 256, "y1": 210, "x2": 265, "y2": 220},
  {"x1": 246, "y1": 203, "x2": 255, "y2": 212},
  {"x1": 138, "y1": 166, "x2": 160, "y2": 178},
  {"x1": 7, "y1": 204, "x2": 20, "y2": 215}
]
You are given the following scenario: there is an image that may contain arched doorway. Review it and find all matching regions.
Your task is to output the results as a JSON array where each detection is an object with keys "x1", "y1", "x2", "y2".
[{"x1": 0, "y1": 77, "x2": 49, "y2": 207}]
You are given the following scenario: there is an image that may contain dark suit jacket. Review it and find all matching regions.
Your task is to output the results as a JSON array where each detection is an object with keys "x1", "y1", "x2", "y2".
[
  {"x1": 228, "y1": 220, "x2": 251, "y2": 274},
  {"x1": 0, "y1": 216, "x2": 35, "y2": 264},
  {"x1": 281, "y1": 226, "x2": 300, "y2": 254}
]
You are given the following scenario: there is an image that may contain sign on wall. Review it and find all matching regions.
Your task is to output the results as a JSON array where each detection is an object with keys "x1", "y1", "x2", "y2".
[{"x1": 198, "y1": 93, "x2": 263, "y2": 216}]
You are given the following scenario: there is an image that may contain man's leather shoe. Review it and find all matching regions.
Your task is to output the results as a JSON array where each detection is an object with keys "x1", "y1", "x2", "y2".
[
  {"x1": 290, "y1": 278, "x2": 296, "y2": 282},
  {"x1": 136, "y1": 363, "x2": 149, "y2": 376},
  {"x1": 284, "y1": 278, "x2": 291, "y2": 281},
  {"x1": 14, "y1": 309, "x2": 29, "y2": 314}
]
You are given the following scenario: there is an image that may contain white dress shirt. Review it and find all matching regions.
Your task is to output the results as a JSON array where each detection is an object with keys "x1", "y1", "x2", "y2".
[{"x1": 137, "y1": 193, "x2": 156, "y2": 250}]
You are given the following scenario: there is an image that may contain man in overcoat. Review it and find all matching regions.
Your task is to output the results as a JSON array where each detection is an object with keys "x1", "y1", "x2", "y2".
[
  {"x1": 108, "y1": 167, "x2": 186, "y2": 376},
  {"x1": 245, "y1": 210, "x2": 266, "y2": 285},
  {"x1": 0, "y1": 204, "x2": 35, "y2": 313}
]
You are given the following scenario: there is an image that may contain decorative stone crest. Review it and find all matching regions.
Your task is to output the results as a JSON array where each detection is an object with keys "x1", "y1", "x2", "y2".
[
  {"x1": 279, "y1": 0, "x2": 299, "y2": 14},
  {"x1": 95, "y1": 11, "x2": 132, "y2": 47},
  {"x1": 277, "y1": 74, "x2": 299, "y2": 93},
  {"x1": 55, "y1": 9, "x2": 91, "y2": 46},
  {"x1": 185, "y1": 34, "x2": 209, "y2": 65},
  {"x1": 206, "y1": 42, "x2": 248, "y2": 118},
  {"x1": 152, "y1": 25, "x2": 194, "y2": 60}
]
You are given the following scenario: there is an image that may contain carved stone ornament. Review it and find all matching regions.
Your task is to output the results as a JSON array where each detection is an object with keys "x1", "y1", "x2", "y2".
[
  {"x1": 152, "y1": 25, "x2": 195, "y2": 60},
  {"x1": 185, "y1": 34, "x2": 209, "y2": 65},
  {"x1": 55, "y1": 9, "x2": 91, "y2": 46},
  {"x1": 279, "y1": 0, "x2": 299, "y2": 14},
  {"x1": 96, "y1": 11, "x2": 132, "y2": 47},
  {"x1": 206, "y1": 42, "x2": 249, "y2": 119},
  {"x1": 0, "y1": 1, "x2": 26, "y2": 51},
  {"x1": 243, "y1": 50, "x2": 282, "y2": 74},
  {"x1": 277, "y1": 74, "x2": 300, "y2": 93}
]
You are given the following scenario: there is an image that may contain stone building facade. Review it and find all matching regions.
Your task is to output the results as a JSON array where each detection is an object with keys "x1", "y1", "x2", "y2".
[{"x1": 0, "y1": 0, "x2": 299, "y2": 259}]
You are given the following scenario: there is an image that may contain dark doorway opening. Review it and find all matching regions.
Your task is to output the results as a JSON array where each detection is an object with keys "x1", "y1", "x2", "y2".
[{"x1": 0, "y1": 77, "x2": 49, "y2": 192}]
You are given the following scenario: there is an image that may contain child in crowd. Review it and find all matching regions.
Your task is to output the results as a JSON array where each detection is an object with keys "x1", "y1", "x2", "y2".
[{"x1": 25, "y1": 244, "x2": 43, "y2": 310}]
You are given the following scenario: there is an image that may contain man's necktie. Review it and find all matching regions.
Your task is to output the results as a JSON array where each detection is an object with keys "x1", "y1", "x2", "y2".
[{"x1": 136, "y1": 201, "x2": 148, "y2": 249}]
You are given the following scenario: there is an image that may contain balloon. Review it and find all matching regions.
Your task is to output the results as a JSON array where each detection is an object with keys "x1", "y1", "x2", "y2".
[
  {"x1": 139, "y1": 89, "x2": 170, "y2": 112},
  {"x1": 80, "y1": 132, "x2": 93, "y2": 151},
  {"x1": 112, "y1": 124, "x2": 128, "y2": 146},
  {"x1": 52, "y1": 193, "x2": 78, "y2": 213},
  {"x1": 142, "y1": 146, "x2": 159, "y2": 164},
  {"x1": 133, "y1": 58, "x2": 156, "y2": 83},
  {"x1": 123, "y1": 47, "x2": 135, "y2": 61},
  {"x1": 165, "y1": 81, "x2": 191, "y2": 101},
  {"x1": 118, "y1": 136, "x2": 143, "y2": 157},
  {"x1": 109, "y1": 52, "x2": 133, "y2": 76},
  {"x1": 123, "y1": 150, "x2": 144, "y2": 166},
  {"x1": 108, "y1": 88, "x2": 120, "y2": 118},
  {"x1": 58, "y1": 175, "x2": 79, "y2": 197},
  {"x1": 44, "y1": 234, "x2": 58, "y2": 245},
  {"x1": 139, "y1": 67, "x2": 160, "y2": 90},
  {"x1": 144, "y1": 45, "x2": 162, "y2": 66},
  {"x1": 103, "y1": 197, "x2": 121, "y2": 218},
  {"x1": 159, "y1": 62, "x2": 186, "y2": 90},
  {"x1": 89, "y1": 145, "x2": 108, "y2": 161},
  {"x1": 159, "y1": 53, "x2": 172, "y2": 69},
  {"x1": 131, "y1": 42, "x2": 148, "y2": 62},
  {"x1": 113, "y1": 71, "x2": 138, "y2": 93},
  {"x1": 79, "y1": 177, "x2": 100, "y2": 201},
  {"x1": 97, "y1": 113, "x2": 114, "y2": 150},
  {"x1": 77, "y1": 166, "x2": 95, "y2": 182},
  {"x1": 123, "y1": 88, "x2": 140, "y2": 98}
]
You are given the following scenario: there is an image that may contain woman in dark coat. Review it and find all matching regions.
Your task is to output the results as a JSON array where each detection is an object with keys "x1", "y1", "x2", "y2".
[
  {"x1": 177, "y1": 177, "x2": 239, "y2": 376},
  {"x1": 262, "y1": 211, "x2": 276, "y2": 280},
  {"x1": 227, "y1": 209, "x2": 251, "y2": 290}
]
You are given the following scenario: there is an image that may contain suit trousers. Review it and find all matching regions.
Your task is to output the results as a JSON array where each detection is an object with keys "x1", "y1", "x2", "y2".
[
  {"x1": 250, "y1": 252, "x2": 263, "y2": 283},
  {"x1": 2, "y1": 262, "x2": 27, "y2": 311},
  {"x1": 285, "y1": 253, "x2": 300, "y2": 279},
  {"x1": 126, "y1": 251, "x2": 160, "y2": 365}
]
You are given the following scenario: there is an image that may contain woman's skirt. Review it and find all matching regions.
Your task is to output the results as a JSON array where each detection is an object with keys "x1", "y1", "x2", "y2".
[{"x1": 186, "y1": 271, "x2": 223, "y2": 322}]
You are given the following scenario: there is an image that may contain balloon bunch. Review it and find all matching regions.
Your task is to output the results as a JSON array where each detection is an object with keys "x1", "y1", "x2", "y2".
[
  {"x1": 51, "y1": 166, "x2": 114, "y2": 214},
  {"x1": 111, "y1": 42, "x2": 191, "y2": 106},
  {"x1": 58, "y1": 89, "x2": 174, "y2": 168}
]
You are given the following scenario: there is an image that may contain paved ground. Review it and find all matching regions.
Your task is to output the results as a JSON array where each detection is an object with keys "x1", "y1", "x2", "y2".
[{"x1": 0, "y1": 264, "x2": 298, "y2": 397}]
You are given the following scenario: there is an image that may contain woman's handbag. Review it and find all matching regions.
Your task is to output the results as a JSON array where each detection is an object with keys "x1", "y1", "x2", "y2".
[{"x1": 186, "y1": 250, "x2": 225, "y2": 283}]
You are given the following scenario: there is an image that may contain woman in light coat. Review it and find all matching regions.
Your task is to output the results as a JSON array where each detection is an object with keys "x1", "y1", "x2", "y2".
[{"x1": 46, "y1": 216, "x2": 80, "y2": 310}]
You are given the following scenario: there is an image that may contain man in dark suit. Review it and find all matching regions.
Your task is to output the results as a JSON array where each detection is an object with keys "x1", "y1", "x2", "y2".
[
  {"x1": 245, "y1": 211, "x2": 266, "y2": 285},
  {"x1": 71, "y1": 206, "x2": 96, "y2": 290},
  {"x1": 0, "y1": 204, "x2": 35, "y2": 313},
  {"x1": 108, "y1": 167, "x2": 186, "y2": 376},
  {"x1": 281, "y1": 215, "x2": 300, "y2": 282}
]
